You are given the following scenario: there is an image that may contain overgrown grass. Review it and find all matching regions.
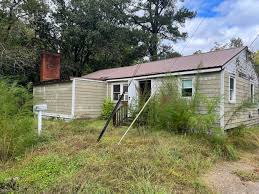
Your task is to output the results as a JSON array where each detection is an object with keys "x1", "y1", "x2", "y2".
[{"x1": 0, "y1": 119, "x2": 258, "y2": 193}]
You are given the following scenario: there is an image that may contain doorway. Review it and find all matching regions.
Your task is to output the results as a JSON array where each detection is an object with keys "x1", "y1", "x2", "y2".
[{"x1": 139, "y1": 80, "x2": 151, "y2": 103}]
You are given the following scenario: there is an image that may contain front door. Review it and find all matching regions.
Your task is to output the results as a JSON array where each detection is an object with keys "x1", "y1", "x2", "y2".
[{"x1": 139, "y1": 80, "x2": 151, "y2": 103}]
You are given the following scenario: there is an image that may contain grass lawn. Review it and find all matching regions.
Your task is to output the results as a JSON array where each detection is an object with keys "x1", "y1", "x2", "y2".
[{"x1": 0, "y1": 119, "x2": 259, "y2": 193}]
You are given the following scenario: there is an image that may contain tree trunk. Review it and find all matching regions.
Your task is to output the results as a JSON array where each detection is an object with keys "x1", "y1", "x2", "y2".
[{"x1": 149, "y1": 34, "x2": 158, "y2": 61}]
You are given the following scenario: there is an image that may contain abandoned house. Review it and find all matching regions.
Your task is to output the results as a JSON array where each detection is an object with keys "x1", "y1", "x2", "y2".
[{"x1": 33, "y1": 46, "x2": 259, "y2": 129}]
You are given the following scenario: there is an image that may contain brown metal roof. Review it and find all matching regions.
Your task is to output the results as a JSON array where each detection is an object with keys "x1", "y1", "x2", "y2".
[{"x1": 83, "y1": 47, "x2": 246, "y2": 81}]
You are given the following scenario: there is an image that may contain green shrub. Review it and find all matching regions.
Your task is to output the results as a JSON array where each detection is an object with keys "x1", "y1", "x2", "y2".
[
  {"x1": 227, "y1": 126, "x2": 259, "y2": 151},
  {"x1": 101, "y1": 98, "x2": 114, "y2": 119},
  {"x1": 212, "y1": 137, "x2": 238, "y2": 160},
  {"x1": 133, "y1": 76, "x2": 220, "y2": 134},
  {"x1": 0, "y1": 80, "x2": 36, "y2": 161}
]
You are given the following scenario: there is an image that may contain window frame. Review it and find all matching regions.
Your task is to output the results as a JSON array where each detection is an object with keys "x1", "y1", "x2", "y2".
[
  {"x1": 181, "y1": 78, "x2": 194, "y2": 97},
  {"x1": 229, "y1": 76, "x2": 236, "y2": 103},
  {"x1": 112, "y1": 84, "x2": 121, "y2": 101},
  {"x1": 111, "y1": 83, "x2": 128, "y2": 102},
  {"x1": 122, "y1": 84, "x2": 128, "y2": 101}
]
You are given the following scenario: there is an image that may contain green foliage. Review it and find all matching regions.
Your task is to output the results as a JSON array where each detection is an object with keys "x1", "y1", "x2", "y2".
[
  {"x1": 210, "y1": 134, "x2": 238, "y2": 160},
  {"x1": 0, "y1": 153, "x2": 88, "y2": 191},
  {"x1": 255, "y1": 51, "x2": 259, "y2": 65},
  {"x1": 39, "y1": 0, "x2": 148, "y2": 78},
  {"x1": 253, "y1": 51, "x2": 259, "y2": 75},
  {"x1": 0, "y1": 80, "x2": 36, "y2": 161},
  {"x1": 127, "y1": 0, "x2": 196, "y2": 60},
  {"x1": 101, "y1": 98, "x2": 114, "y2": 119},
  {"x1": 134, "y1": 77, "x2": 220, "y2": 133},
  {"x1": 0, "y1": 0, "x2": 48, "y2": 84},
  {"x1": 227, "y1": 126, "x2": 259, "y2": 151},
  {"x1": 0, "y1": 0, "x2": 196, "y2": 83}
]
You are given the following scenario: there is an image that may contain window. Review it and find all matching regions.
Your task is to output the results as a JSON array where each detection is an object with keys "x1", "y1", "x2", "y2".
[
  {"x1": 112, "y1": 83, "x2": 128, "y2": 101},
  {"x1": 229, "y1": 77, "x2": 236, "y2": 102},
  {"x1": 123, "y1": 84, "x2": 128, "y2": 101},
  {"x1": 113, "y1": 84, "x2": 120, "y2": 101},
  {"x1": 182, "y1": 79, "x2": 193, "y2": 97},
  {"x1": 251, "y1": 83, "x2": 254, "y2": 103}
]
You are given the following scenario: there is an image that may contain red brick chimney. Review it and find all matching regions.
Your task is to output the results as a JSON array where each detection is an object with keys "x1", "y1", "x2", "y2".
[{"x1": 40, "y1": 52, "x2": 61, "y2": 81}]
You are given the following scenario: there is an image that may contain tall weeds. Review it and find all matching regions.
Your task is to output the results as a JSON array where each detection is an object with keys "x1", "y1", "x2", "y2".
[
  {"x1": 131, "y1": 76, "x2": 220, "y2": 134},
  {"x1": 0, "y1": 80, "x2": 36, "y2": 161}
]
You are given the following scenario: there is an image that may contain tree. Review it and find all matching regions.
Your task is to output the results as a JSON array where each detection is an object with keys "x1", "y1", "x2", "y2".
[
  {"x1": 229, "y1": 37, "x2": 244, "y2": 48},
  {"x1": 37, "y1": 0, "x2": 148, "y2": 78},
  {"x1": 211, "y1": 37, "x2": 244, "y2": 51},
  {"x1": 0, "y1": 0, "x2": 48, "y2": 84},
  {"x1": 193, "y1": 50, "x2": 202, "y2": 54},
  {"x1": 255, "y1": 51, "x2": 259, "y2": 64},
  {"x1": 159, "y1": 45, "x2": 181, "y2": 59},
  {"x1": 211, "y1": 42, "x2": 228, "y2": 51},
  {"x1": 127, "y1": 0, "x2": 195, "y2": 61},
  {"x1": 253, "y1": 51, "x2": 259, "y2": 75}
]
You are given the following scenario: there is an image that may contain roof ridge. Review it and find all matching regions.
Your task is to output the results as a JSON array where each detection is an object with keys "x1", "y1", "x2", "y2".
[
  {"x1": 183, "y1": 46, "x2": 246, "y2": 57},
  {"x1": 127, "y1": 46, "x2": 247, "y2": 66}
]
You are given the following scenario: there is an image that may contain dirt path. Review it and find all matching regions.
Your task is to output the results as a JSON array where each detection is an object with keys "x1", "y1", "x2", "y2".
[{"x1": 203, "y1": 151, "x2": 259, "y2": 194}]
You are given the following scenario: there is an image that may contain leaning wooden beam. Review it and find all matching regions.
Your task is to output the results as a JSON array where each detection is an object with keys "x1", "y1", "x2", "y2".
[
  {"x1": 97, "y1": 92, "x2": 125, "y2": 142},
  {"x1": 97, "y1": 63, "x2": 142, "y2": 142},
  {"x1": 118, "y1": 94, "x2": 153, "y2": 145}
]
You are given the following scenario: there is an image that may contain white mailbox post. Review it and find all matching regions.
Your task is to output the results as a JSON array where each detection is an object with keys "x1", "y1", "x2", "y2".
[{"x1": 34, "y1": 104, "x2": 47, "y2": 136}]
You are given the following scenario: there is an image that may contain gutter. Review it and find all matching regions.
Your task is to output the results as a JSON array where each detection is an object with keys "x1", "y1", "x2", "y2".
[{"x1": 107, "y1": 67, "x2": 222, "y2": 82}]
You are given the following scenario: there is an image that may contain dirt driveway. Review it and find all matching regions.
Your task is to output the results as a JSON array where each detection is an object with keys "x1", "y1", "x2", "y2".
[{"x1": 203, "y1": 151, "x2": 259, "y2": 194}]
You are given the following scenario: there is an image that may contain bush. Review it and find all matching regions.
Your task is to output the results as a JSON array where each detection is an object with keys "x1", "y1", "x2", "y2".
[
  {"x1": 227, "y1": 126, "x2": 259, "y2": 151},
  {"x1": 133, "y1": 76, "x2": 220, "y2": 134},
  {"x1": 209, "y1": 134, "x2": 238, "y2": 160},
  {"x1": 101, "y1": 98, "x2": 114, "y2": 119},
  {"x1": 0, "y1": 80, "x2": 36, "y2": 161}
]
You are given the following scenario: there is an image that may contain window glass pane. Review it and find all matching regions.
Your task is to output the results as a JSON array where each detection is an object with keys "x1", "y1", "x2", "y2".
[
  {"x1": 123, "y1": 84, "x2": 128, "y2": 93},
  {"x1": 182, "y1": 80, "x2": 192, "y2": 88},
  {"x1": 229, "y1": 77, "x2": 235, "y2": 101},
  {"x1": 113, "y1": 93, "x2": 119, "y2": 101},
  {"x1": 230, "y1": 89, "x2": 234, "y2": 101},
  {"x1": 230, "y1": 78, "x2": 234, "y2": 90},
  {"x1": 113, "y1": 85, "x2": 120, "y2": 93},
  {"x1": 124, "y1": 94, "x2": 128, "y2": 101},
  {"x1": 251, "y1": 84, "x2": 254, "y2": 102},
  {"x1": 182, "y1": 88, "x2": 192, "y2": 97}
]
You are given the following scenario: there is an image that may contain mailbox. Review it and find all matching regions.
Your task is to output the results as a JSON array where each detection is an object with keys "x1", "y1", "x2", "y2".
[{"x1": 34, "y1": 104, "x2": 47, "y2": 111}]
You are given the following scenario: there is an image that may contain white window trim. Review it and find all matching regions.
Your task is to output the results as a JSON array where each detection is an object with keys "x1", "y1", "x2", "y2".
[
  {"x1": 180, "y1": 77, "x2": 194, "y2": 98},
  {"x1": 250, "y1": 82, "x2": 255, "y2": 103},
  {"x1": 229, "y1": 76, "x2": 236, "y2": 103},
  {"x1": 111, "y1": 83, "x2": 128, "y2": 102}
]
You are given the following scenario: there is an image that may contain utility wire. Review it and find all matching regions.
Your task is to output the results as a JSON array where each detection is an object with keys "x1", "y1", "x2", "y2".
[
  {"x1": 180, "y1": 18, "x2": 205, "y2": 55},
  {"x1": 249, "y1": 34, "x2": 259, "y2": 47},
  {"x1": 248, "y1": 34, "x2": 259, "y2": 52},
  {"x1": 118, "y1": 16, "x2": 205, "y2": 145}
]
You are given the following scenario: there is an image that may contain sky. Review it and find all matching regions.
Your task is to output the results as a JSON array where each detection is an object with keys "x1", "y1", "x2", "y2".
[{"x1": 173, "y1": 0, "x2": 259, "y2": 55}]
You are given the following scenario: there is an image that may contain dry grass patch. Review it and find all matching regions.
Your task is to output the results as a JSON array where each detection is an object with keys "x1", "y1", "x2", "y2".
[{"x1": 234, "y1": 170, "x2": 259, "y2": 182}]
